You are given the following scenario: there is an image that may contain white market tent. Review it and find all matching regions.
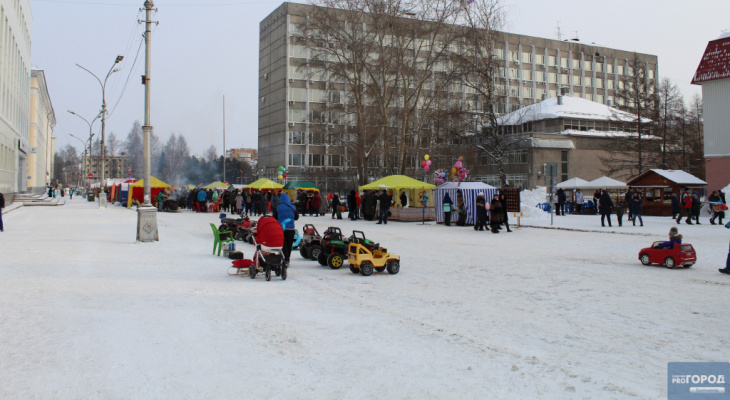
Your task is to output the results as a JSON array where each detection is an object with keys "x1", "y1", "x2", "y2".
[
  {"x1": 582, "y1": 176, "x2": 627, "y2": 190},
  {"x1": 433, "y1": 182, "x2": 498, "y2": 225},
  {"x1": 556, "y1": 177, "x2": 590, "y2": 189}
]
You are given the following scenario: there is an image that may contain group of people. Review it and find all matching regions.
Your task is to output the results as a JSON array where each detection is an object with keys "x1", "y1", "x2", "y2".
[
  {"x1": 555, "y1": 186, "x2": 727, "y2": 228},
  {"x1": 440, "y1": 190, "x2": 510, "y2": 233},
  {"x1": 672, "y1": 187, "x2": 727, "y2": 226},
  {"x1": 180, "y1": 188, "x2": 275, "y2": 216}
]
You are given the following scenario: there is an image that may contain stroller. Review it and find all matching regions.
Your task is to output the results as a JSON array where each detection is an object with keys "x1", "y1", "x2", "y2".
[{"x1": 248, "y1": 216, "x2": 287, "y2": 281}]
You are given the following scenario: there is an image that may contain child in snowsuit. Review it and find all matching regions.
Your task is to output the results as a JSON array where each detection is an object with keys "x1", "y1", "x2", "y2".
[{"x1": 657, "y1": 227, "x2": 682, "y2": 249}]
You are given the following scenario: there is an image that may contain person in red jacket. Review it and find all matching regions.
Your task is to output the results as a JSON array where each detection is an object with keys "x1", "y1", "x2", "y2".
[
  {"x1": 311, "y1": 192, "x2": 321, "y2": 217},
  {"x1": 676, "y1": 188, "x2": 693, "y2": 225},
  {"x1": 355, "y1": 191, "x2": 362, "y2": 220}
]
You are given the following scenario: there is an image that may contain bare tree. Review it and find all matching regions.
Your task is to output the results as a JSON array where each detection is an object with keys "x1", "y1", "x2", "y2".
[
  {"x1": 656, "y1": 78, "x2": 682, "y2": 168},
  {"x1": 124, "y1": 121, "x2": 144, "y2": 178},
  {"x1": 444, "y1": 0, "x2": 525, "y2": 187},
  {"x1": 601, "y1": 54, "x2": 659, "y2": 179},
  {"x1": 303, "y1": 0, "x2": 461, "y2": 182},
  {"x1": 55, "y1": 144, "x2": 82, "y2": 186},
  {"x1": 161, "y1": 134, "x2": 191, "y2": 186},
  {"x1": 106, "y1": 132, "x2": 120, "y2": 157},
  {"x1": 204, "y1": 145, "x2": 218, "y2": 163}
]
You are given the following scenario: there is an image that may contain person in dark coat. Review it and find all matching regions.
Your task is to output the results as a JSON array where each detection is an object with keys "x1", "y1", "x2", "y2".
[
  {"x1": 556, "y1": 188, "x2": 566, "y2": 216},
  {"x1": 296, "y1": 190, "x2": 308, "y2": 215},
  {"x1": 720, "y1": 221, "x2": 730, "y2": 274},
  {"x1": 489, "y1": 194, "x2": 504, "y2": 233},
  {"x1": 599, "y1": 189, "x2": 614, "y2": 227},
  {"x1": 377, "y1": 190, "x2": 392, "y2": 224},
  {"x1": 499, "y1": 193, "x2": 512, "y2": 232},
  {"x1": 400, "y1": 191, "x2": 407, "y2": 208},
  {"x1": 615, "y1": 201, "x2": 625, "y2": 227},
  {"x1": 624, "y1": 187, "x2": 634, "y2": 221},
  {"x1": 442, "y1": 193, "x2": 453, "y2": 226},
  {"x1": 347, "y1": 190, "x2": 357, "y2": 220},
  {"x1": 0, "y1": 191, "x2": 5, "y2": 232},
  {"x1": 331, "y1": 194, "x2": 342, "y2": 219},
  {"x1": 474, "y1": 193, "x2": 487, "y2": 231},
  {"x1": 630, "y1": 193, "x2": 644, "y2": 226},
  {"x1": 276, "y1": 193, "x2": 297, "y2": 265},
  {"x1": 719, "y1": 190, "x2": 727, "y2": 225},
  {"x1": 456, "y1": 190, "x2": 466, "y2": 226},
  {"x1": 670, "y1": 193, "x2": 680, "y2": 219},
  {"x1": 691, "y1": 192, "x2": 702, "y2": 224},
  {"x1": 364, "y1": 191, "x2": 376, "y2": 220}
]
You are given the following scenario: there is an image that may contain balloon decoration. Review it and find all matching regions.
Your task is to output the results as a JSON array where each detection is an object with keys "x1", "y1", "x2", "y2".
[
  {"x1": 452, "y1": 156, "x2": 469, "y2": 184},
  {"x1": 418, "y1": 189, "x2": 429, "y2": 206},
  {"x1": 422, "y1": 155, "x2": 432, "y2": 173},
  {"x1": 433, "y1": 169, "x2": 448, "y2": 185},
  {"x1": 277, "y1": 165, "x2": 287, "y2": 180}
]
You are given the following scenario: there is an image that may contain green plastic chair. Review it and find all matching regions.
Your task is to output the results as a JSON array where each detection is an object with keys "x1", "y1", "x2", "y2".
[{"x1": 210, "y1": 223, "x2": 235, "y2": 256}]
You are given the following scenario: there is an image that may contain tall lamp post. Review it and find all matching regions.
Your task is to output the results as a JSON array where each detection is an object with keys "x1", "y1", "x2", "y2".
[
  {"x1": 136, "y1": 0, "x2": 159, "y2": 242},
  {"x1": 69, "y1": 133, "x2": 88, "y2": 187},
  {"x1": 68, "y1": 110, "x2": 100, "y2": 189},
  {"x1": 76, "y1": 55, "x2": 124, "y2": 207}
]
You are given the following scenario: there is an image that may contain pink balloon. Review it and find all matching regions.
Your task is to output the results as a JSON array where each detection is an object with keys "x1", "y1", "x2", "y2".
[
  {"x1": 424, "y1": 165, "x2": 430, "y2": 172},
  {"x1": 426, "y1": 160, "x2": 431, "y2": 166}
]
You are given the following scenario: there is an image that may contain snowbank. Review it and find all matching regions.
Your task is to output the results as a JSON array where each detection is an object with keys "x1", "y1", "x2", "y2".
[{"x1": 520, "y1": 186, "x2": 550, "y2": 219}]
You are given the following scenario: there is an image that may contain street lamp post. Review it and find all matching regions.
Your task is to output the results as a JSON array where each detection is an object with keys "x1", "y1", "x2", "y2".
[
  {"x1": 136, "y1": 0, "x2": 159, "y2": 242},
  {"x1": 69, "y1": 133, "x2": 88, "y2": 187},
  {"x1": 76, "y1": 55, "x2": 124, "y2": 207},
  {"x1": 68, "y1": 110, "x2": 100, "y2": 189}
]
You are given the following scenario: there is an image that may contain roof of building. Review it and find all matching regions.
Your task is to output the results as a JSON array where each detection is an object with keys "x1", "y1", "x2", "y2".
[
  {"x1": 629, "y1": 169, "x2": 707, "y2": 186},
  {"x1": 496, "y1": 95, "x2": 642, "y2": 126},
  {"x1": 691, "y1": 33, "x2": 730, "y2": 85}
]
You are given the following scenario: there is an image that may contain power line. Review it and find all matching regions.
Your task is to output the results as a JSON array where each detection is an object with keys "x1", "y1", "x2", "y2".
[
  {"x1": 108, "y1": 36, "x2": 144, "y2": 117},
  {"x1": 32, "y1": 0, "x2": 281, "y2": 6}
]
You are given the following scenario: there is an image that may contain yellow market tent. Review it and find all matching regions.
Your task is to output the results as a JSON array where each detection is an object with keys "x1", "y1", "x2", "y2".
[
  {"x1": 359, "y1": 175, "x2": 435, "y2": 207},
  {"x1": 127, "y1": 176, "x2": 172, "y2": 207},
  {"x1": 282, "y1": 181, "x2": 319, "y2": 200},
  {"x1": 244, "y1": 178, "x2": 284, "y2": 190},
  {"x1": 202, "y1": 181, "x2": 230, "y2": 190}
]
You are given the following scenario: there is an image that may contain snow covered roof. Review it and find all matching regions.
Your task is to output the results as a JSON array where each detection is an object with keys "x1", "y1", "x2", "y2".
[
  {"x1": 629, "y1": 169, "x2": 707, "y2": 186},
  {"x1": 691, "y1": 35, "x2": 730, "y2": 84},
  {"x1": 496, "y1": 95, "x2": 642, "y2": 126},
  {"x1": 556, "y1": 177, "x2": 589, "y2": 188},
  {"x1": 582, "y1": 176, "x2": 627, "y2": 189}
]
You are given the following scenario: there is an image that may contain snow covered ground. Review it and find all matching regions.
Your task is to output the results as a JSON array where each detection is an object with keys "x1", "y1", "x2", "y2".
[{"x1": 1, "y1": 197, "x2": 729, "y2": 399}]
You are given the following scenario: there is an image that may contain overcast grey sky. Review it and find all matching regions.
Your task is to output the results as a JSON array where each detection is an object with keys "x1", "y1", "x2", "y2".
[{"x1": 31, "y1": 0, "x2": 729, "y2": 156}]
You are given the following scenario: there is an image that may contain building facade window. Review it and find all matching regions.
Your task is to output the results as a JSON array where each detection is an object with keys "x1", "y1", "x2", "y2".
[
  {"x1": 289, "y1": 153, "x2": 305, "y2": 166},
  {"x1": 309, "y1": 154, "x2": 323, "y2": 166},
  {"x1": 561, "y1": 150, "x2": 569, "y2": 182}
]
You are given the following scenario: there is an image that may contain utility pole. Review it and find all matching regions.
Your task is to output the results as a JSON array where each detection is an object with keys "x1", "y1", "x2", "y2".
[
  {"x1": 223, "y1": 95, "x2": 226, "y2": 184},
  {"x1": 137, "y1": 0, "x2": 159, "y2": 242}
]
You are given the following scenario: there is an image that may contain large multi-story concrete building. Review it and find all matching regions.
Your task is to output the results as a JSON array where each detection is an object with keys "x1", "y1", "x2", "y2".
[
  {"x1": 692, "y1": 32, "x2": 730, "y2": 192},
  {"x1": 259, "y1": 2, "x2": 658, "y2": 189},
  {"x1": 0, "y1": 0, "x2": 32, "y2": 194},
  {"x1": 82, "y1": 155, "x2": 131, "y2": 182},
  {"x1": 227, "y1": 147, "x2": 258, "y2": 167},
  {"x1": 29, "y1": 70, "x2": 56, "y2": 194}
]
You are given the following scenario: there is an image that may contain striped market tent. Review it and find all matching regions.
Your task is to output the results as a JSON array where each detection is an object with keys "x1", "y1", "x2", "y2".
[{"x1": 433, "y1": 182, "x2": 498, "y2": 225}]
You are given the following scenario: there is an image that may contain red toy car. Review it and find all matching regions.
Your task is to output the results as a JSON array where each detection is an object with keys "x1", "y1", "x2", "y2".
[{"x1": 638, "y1": 242, "x2": 696, "y2": 269}]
